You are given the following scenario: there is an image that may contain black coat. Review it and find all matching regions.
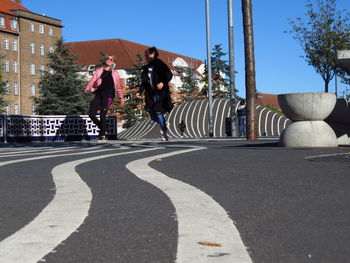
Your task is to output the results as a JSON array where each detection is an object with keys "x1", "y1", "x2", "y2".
[{"x1": 139, "y1": 59, "x2": 173, "y2": 113}]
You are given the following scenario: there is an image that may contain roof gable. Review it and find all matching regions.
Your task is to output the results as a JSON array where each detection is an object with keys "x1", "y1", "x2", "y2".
[{"x1": 65, "y1": 39, "x2": 204, "y2": 72}]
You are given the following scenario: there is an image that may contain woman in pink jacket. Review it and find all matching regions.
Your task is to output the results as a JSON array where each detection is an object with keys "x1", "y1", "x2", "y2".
[{"x1": 85, "y1": 55, "x2": 124, "y2": 140}]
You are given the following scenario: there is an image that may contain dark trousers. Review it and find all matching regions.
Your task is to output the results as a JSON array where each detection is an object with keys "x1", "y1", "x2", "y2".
[{"x1": 89, "y1": 95, "x2": 113, "y2": 136}]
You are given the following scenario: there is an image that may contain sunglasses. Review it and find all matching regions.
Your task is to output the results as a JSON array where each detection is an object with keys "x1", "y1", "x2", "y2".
[{"x1": 106, "y1": 58, "x2": 114, "y2": 61}]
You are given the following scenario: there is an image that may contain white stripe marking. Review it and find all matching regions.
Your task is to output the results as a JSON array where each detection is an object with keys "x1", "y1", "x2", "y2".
[
  {"x1": 126, "y1": 147, "x2": 252, "y2": 263},
  {"x1": 0, "y1": 147, "x2": 158, "y2": 263}
]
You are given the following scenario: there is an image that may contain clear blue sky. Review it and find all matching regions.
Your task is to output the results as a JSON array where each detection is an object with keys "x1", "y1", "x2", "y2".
[{"x1": 24, "y1": 0, "x2": 349, "y2": 98}]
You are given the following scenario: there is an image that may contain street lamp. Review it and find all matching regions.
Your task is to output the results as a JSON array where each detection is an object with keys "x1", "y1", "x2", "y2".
[{"x1": 205, "y1": 0, "x2": 214, "y2": 137}]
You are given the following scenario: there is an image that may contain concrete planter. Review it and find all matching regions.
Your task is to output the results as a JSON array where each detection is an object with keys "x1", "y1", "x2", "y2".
[{"x1": 278, "y1": 92, "x2": 338, "y2": 147}]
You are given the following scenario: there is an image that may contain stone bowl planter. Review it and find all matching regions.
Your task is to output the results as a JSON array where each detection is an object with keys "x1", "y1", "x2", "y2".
[
  {"x1": 278, "y1": 92, "x2": 338, "y2": 147},
  {"x1": 278, "y1": 92, "x2": 337, "y2": 121}
]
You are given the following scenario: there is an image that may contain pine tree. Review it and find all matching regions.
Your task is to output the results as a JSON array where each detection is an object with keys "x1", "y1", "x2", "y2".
[
  {"x1": 117, "y1": 53, "x2": 147, "y2": 128},
  {"x1": 211, "y1": 44, "x2": 230, "y2": 98},
  {"x1": 201, "y1": 44, "x2": 235, "y2": 98},
  {"x1": 178, "y1": 66, "x2": 201, "y2": 103},
  {"x1": 34, "y1": 38, "x2": 90, "y2": 115}
]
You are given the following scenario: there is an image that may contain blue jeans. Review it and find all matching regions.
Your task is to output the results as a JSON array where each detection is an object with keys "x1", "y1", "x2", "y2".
[
  {"x1": 238, "y1": 115, "x2": 246, "y2": 136},
  {"x1": 149, "y1": 111, "x2": 167, "y2": 131},
  {"x1": 149, "y1": 92, "x2": 167, "y2": 131}
]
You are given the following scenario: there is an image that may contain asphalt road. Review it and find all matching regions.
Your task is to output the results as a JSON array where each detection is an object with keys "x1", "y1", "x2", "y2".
[{"x1": 0, "y1": 139, "x2": 349, "y2": 263}]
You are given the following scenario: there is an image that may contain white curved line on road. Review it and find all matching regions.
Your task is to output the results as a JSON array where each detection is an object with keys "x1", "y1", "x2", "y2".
[
  {"x1": 190, "y1": 100, "x2": 201, "y2": 138},
  {"x1": 126, "y1": 147, "x2": 252, "y2": 263},
  {"x1": 184, "y1": 101, "x2": 195, "y2": 138},
  {"x1": 0, "y1": 146, "x2": 130, "y2": 167},
  {"x1": 0, "y1": 147, "x2": 159, "y2": 263},
  {"x1": 270, "y1": 113, "x2": 277, "y2": 136},
  {"x1": 277, "y1": 115, "x2": 283, "y2": 135},
  {"x1": 0, "y1": 145, "x2": 104, "y2": 158},
  {"x1": 196, "y1": 99, "x2": 206, "y2": 138},
  {"x1": 219, "y1": 99, "x2": 229, "y2": 137},
  {"x1": 258, "y1": 107, "x2": 266, "y2": 136},
  {"x1": 202, "y1": 100, "x2": 208, "y2": 137}
]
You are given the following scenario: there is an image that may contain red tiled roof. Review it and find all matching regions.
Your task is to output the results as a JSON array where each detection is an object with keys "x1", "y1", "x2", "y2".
[
  {"x1": 256, "y1": 93, "x2": 280, "y2": 110},
  {"x1": 65, "y1": 39, "x2": 204, "y2": 72},
  {"x1": 0, "y1": 0, "x2": 29, "y2": 15}
]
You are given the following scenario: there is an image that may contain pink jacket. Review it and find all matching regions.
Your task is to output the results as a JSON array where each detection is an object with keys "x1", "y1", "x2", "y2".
[{"x1": 85, "y1": 67, "x2": 124, "y2": 100}]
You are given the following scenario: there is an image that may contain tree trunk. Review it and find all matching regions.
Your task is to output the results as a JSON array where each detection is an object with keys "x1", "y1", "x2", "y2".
[{"x1": 242, "y1": 0, "x2": 257, "y2": 140}]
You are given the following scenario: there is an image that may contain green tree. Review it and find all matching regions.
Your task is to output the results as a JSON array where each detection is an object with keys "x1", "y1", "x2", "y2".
[
  {"x1": 211, "y1": 44, "x2": 230, "y2": 97},
  {"x1": 34, "y1": 38, "x2": 90, "y2": 115},
  {"x1": 177, "y1": 66, "x2": 201, "y2": 103},
  {"x1": 201, "y1": 44, "x2": 234, "y2": 98},
  {"x1": 287, "y1": 0, "x2": 350, "y2": 92},
  {"x1": 117, "y1": 53, "x2": 147, "y2": 128}
]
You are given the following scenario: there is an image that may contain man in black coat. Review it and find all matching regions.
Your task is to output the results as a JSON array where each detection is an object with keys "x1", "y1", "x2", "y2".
[{"x1": 136, "y1": 47, "x2": 173, "y2": 141}]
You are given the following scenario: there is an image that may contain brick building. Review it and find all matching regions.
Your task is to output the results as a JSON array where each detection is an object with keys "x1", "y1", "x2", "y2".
[{"x1": 0, "y1": 0, "x2": 62, "y2": 115}]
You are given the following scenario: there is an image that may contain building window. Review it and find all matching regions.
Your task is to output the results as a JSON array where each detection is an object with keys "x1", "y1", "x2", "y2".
[
  {"x1": 30, "y1": 42, "x2": 35, "y2": 54},
  {"x1": 40, "y1": 44, "x2": 45, "y2": 56},
  {"x1": 29, "y1": 23, "x2": 34, "y2": 32},
  {"x1": 31, "y1": 84, "x2": 36, "y2": 96},
  {"x1": 39, "y1": 25, "x2": 44, "y2": 34},
  {"x1": 31, "y1": 105, "x2": 36, "y2": 115},
  {"x1": 4, "y1": 38, "x2": 9, "y2": 50},
  {"x1": 30, "y1": 64, "x2": 35, "y2": 75},
  {"x1": 4, "y1": 81, "x2": 10, "y2": 94},
  {"x1": 48, "y1": 27, "x2": 53, "y2": 36},
  {"x1": 40, "y1": 64, "x2": 45, "y2": 76},
  {"x1": 12, "y1": 39, "x2": 18, "y2": 51},
  {"x1": 49, "y1": 46, "x2": 54, "y2": 53},
  {"x1": 0, "y1": 16, "x2": 5, "y2": 28},
  {"x1": 10, "y1": 19, "x2": 18, "y2": 31},
  {"x1": 5, "y1": 105, "x2": 10, "y2": 115},
  {"x1": 13, "y1": 82, "x2": 18, "y2": 95},
  {"x1": 14, "y1": 104, "x2": 19, "y2": 115},
  {"x1": 13, "y1": 61, "x2": 18, "y2": 73},
  {"x1": 4, "y1": 60, "x2": 9, "y2": 72}
]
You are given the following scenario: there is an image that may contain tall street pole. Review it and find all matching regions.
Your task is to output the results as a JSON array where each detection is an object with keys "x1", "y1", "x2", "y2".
[
  {"x1": 227, "y1": 0, "x2": 237, "y2": 137},
  {"x1": 205, "y1": 0, "x2": 214, "y2": 137},
  {"x1": 242, "y1": 0, "x2": 257, "y2": 140}
]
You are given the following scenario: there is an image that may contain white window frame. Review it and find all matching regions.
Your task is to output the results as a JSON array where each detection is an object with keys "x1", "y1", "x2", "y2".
[
  {"x1": 4, "y1": 81, "x2": 10, "y2": 94},
  {"x1": 4, "y1": 38, "x2": 9, "y2": 50},
  {"x1": 31, "y1": 105, "x2": 36, "y2": 115},
  {"x1": 31, "y1": 84, "x2": 36, "y2": 96},
  {"x1": 30, "y1": 64, "x2": 36, "y2": 75},
  {"x1": 12, "y1": 39, "x2": 18, "y2": 51},
  {"x1": 5, "y1": 105, "x2": 10, "y2": 115},
  {"x1": 14, "y1": 104, "x2": 19, "y2": 115},
  {"x1": 39, "y1": 25, "x2": 44, "y2": 34},
  {"x1": 0, "y1": 16, "x2": 5, "y2": 28},
  {"x1": 40, "y1": 64, "x2": 45, "y2": 76},
  {"x1": 4, "y1": 60, "x2": 9, "y2": 72},
  {"x1": 13, "y1": 61, "x2": 18, "y2": 73},
  {"x1": 30, "y1": 42, "x2": 35, "y2": 54},
  {"x1": 40, "y1": 44, "x2": 45, "y2": 56},
  {"x1": 13, "y1": 82, "x2": 18, "y2": 95},
  {"x1": 48, "y1": 27, "x2": 53, "y2": 36},
  {"x1": 10, "y1": 19, "x2": 18, "y2": 31},
  {"x1": 29, "y1": 23, "x2": 35, "y2": 32},
  {"x1": 49, "y1": 46, "x2": 54, "y2": 53}
]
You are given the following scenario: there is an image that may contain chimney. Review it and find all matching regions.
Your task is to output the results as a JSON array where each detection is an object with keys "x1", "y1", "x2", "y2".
[{"x1": 14, "y1": 0, "x2": 22, "y2": 5}]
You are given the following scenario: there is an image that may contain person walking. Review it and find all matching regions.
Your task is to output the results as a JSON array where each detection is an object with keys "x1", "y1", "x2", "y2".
[
  {"x1": 178, "y1": 120, "x2": 186, "y2": 137},
  {"x1": 136, "y1": 47, "x2": 173, "y2": 141},
  {"x1": 237, "y1": 99, "x2": 247, "y2": 137},
  {"x1": 85, "y1": 55, "x2": 124, "y2": 140}
]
